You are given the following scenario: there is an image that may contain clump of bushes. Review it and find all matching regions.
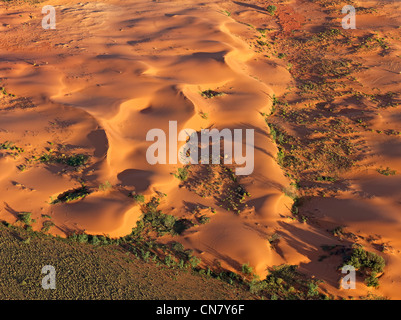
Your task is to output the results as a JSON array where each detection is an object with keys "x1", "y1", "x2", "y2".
[
  {"x1": 129, "y1": 192, "x2": 145, "y2": 203},
  {"x1": 241, "y1": 263, "x2": 253, "y2": 275},
  {"x1": 39, "y1": 152, "x2": 89, "y2": 167},
  {"x1": 247, "y1": 264, "x2": 324, "y2": 299},
  {"x1": 18, "y1": 212, "x2": 32, "y2": 226},
  {"x1": 140, "y1": 196, "x2": 191, "y2": 235},
  {"x1": 342, "y1": 245, "x2": 385, "y2": 288},
  {"x1": 200, "y1": 89, "x2": 224, "y2": 98},
  {"x1": 173, "y1": 167, "x2": 189, "y2": 181},
  {"x1": 197, "y1": 215, "x2": 210, "y2": 224},
  {"x1": 0, "y1": 141, "x2": 24, "y2": 153},
  {"x1": 377, "y1": 167, "x2": 396, "y2": 176},
  {"x1": 189, "y1": 256, "x2": 202, "y2": 268},
  {"x1": 52, "y1": 186, "x2": 90, "y2": 204},
  {"x1": 68, "y1": 232, "x2": 120, "y2": 246}
]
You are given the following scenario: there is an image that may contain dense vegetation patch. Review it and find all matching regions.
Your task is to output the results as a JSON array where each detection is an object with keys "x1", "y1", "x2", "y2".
[{"x1": 342, "y1": 245, "x2": 385, "y2": 288}]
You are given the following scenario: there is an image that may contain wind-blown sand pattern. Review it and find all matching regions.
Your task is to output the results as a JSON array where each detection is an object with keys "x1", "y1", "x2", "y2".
[{"x1": 1, "y1": 0, "x2": 401, "y2": 299}]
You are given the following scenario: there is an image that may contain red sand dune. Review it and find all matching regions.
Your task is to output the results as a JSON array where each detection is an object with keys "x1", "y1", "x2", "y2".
[{"x1": 1, "y1": 0, "x2": 400, "y2": 299}]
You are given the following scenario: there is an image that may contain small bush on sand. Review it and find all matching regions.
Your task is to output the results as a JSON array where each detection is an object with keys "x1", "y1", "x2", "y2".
[
  {"x1": 266, "y1": 5, "x2": 277, "y2": 16},
  {"x1": 18, "y1": 212, "x2": 32, "y2": 226}
]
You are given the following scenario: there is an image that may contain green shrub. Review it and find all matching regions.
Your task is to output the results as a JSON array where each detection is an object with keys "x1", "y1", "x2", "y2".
[
  {"x1": 18, "y1": 212, "x2": 32, "y2": 225},
  {"x1": 197, "y1": 215, "x2": 210, "y2": 224},
  {"x1": 241, "y1": 263, "x2": 253, "y2": 275},
  {"x1": 130, "y1": 192, "x2": 145, "y2": 203},
  {"x1": 99, "y1": 181, "x2": 112, "y2": 191},
  {"x1": 343, "y1": 245, "x2": 385, "y2": 287},
  {"x1": 164, "y1": 254, "x2": 173, "y2": 267},
  {"x1": 0, "y1": 141, "x2": 24, "y2": 153},
  {"x1": 377, "y1": 167, "x2": 396, "y2": 176},
  {"x1": 52, "y1": 186, "x2": 90, "y2": 204},
  {"x1": 266, "y1": 5, "x2": 277, "y2": 15},
  {"x1": 171, "y1": 241, "x2": 184, "y2": 252},
  {"x1": 200, "y1": 89, "x2": 224, "y2": 98},
  {"x1": 66, "y1": 154, "x2": 88, "y2": 167},
  {"x1": 249, "y1": 279, "x2": 268, "y2": 294},
  {"x1": 143, "y1": 251, "x2": 150, "y2": 262},
  {"x1": 173, "y1": 167, "x2": 189, "y2": 181},
  {"x1": 345, "y1": 246, "x2": 385, "y2": 273},
  {"x1": 77, "y1": 233, "x2": 88, "y2": 243},
  {"x1": 307, "y1": 282, "x2": 319, "y2": 297},
  {"x1": 365, "y1": 273, "x2": 379, "y2": 288},
  {"x1": 39, "y1": 152, "x2": 89, "y2": 167},
  {"x1": 90, "y1": 235, "x2": 101, "y2": 245},
  {"x1": 143, "y1": 208, "x2": 177, "y2": 235},
  {"x1": 189, "y1": 256, "x2": 201, "y2": 268}
]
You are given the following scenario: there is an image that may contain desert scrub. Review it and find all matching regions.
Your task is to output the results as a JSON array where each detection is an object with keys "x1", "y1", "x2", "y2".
[
  {"x1": 0, "y1": 86, "x2": 15, "y2": 97},
  {"x1": 316, "y1": 175, "x2": 337, "y2": 182},
  {"x1": 377, "y1": 167, "x2": 396, "y2": 176},
  {"x1": 129, "y1": 192, "x2": 145, "y2": 203},
  {"x1": 182, "y1": 164, "x2": 250, "y2": 213},
  {"x1": 241, "y1": 263, "x2": 253, "y2": 275},
  {"x1": 331, "y1": 226, "x2": 344, "y2": 237},
  {"x1": 265, "y1": 120, "x2": 357, "y2": 174},
  {"x1": 199, "y1": 111, "x2": 208, "y2": 119},
  {"x1": 52, "y1": 186, "x2": 90, "y2": 204},
  {"x1": 267, "y1": 232, "x2": 281, "y2": 249},
  {"x1": 248, "y1": 264, "x2": 325, "y2": 299},
  {"x1": 189, "y1": 256, "x2": 201, "y2": 268},
  {"x1": 17, "y1": 164, "x2": 27, "y2": 172},
  {"x1": 222, "y1": 10, "x2": 231, "y2": 16},
  {"x1": 68, "y1": 232, "x2": 120, "y2": 245},
  {"x1": 0, "y1": 141, "x2": 24, "y2": 153},
  {"x1": 266, "y1": 5, "x2": 277, "y2": 15},
  {"x1": 98, "y1": 181, "x2": 112, "y2": 191},
  {"x1": 140, "y1": 196, "x2": 192, "y2": 235},
  {"x1": 38, "y1": 152, "x2": 89, "y2": 167},
  {"x1": 18, "y1": 212, "x2": 32, "y2": 226},
  {"x1": 200, "y1": 89, "x2": 224, "y2": 98},
  {"x1": 197, "y1": 214, "x2": 210, "y2": 224},
  {"x1": 173, "y1": 166, "x2": 189, "y2": 181},
  {"x1": 342, "y1": 245, "x2": 385, "y2": 288}
]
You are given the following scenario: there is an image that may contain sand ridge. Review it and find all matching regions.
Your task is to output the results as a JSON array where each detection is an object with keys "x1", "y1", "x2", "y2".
[{"x1": 0, "y1": 0, "x2": 292, "y2": 280}]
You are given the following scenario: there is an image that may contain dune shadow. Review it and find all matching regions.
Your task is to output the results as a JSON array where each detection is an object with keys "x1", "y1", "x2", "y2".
[
  {"x1": 117, "y1": 169, "x2": 154, "y2": 193},
  {"x1": 374, "y1": 138, "x2": 401, "y2": 160},
  {"x1": 277, "y1": 220, "x2": 351, "y2": 288},
  {"x1": 174, "y1": 51, "x2": 228, "y2": 64},
  {"x1": 202, "y1": 243, "x2": 242, "y2": 272},
  {"x1": 127, "y1": 38, "x2": 151, "y2": 46},
  {"x1": 233, "y1": 1, "x2": 268, "y2": 13},
  {"x1": 87, "y1": 129, "x2": 109, "y2": 158},
  {"x1": 3, "y1": 202, "x2": 20, "y2": 220}
]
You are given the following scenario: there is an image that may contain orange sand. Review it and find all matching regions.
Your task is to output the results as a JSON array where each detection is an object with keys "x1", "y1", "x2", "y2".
[{"x1": 1, "y1": 0, "x2": 400, "y2": 299}]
